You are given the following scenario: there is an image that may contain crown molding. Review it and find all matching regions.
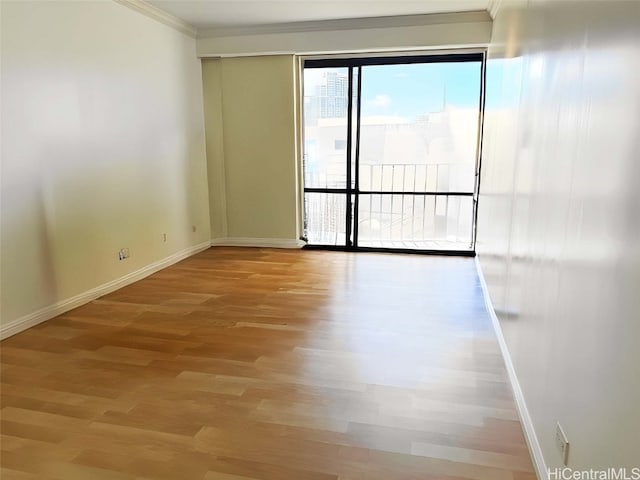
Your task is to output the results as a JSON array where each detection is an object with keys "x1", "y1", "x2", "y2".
[
  {"x1": 113, "y1": 0, "x2": 197, "y2": 38},
  {"x1": 197, "y1": 11, "x2": 491, "y2": 39},
  {"x1": 487, "y1": 0, "x2": 503, "y2": 19}
]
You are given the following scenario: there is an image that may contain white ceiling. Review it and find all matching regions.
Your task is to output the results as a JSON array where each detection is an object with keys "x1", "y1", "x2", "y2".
[{"x1": 146, "y1": 0, "x2": 492, "y2": 29}]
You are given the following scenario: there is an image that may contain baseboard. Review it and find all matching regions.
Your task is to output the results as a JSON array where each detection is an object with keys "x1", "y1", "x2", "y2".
[
  {"x1": 0, "y1": 241, "x2": 211, "y2": 340},
  {"x1": 210, "y1": 237, "x2": 306, "y2": 249},
  {"x1": 475, "y1": 256, "x2": 548, "y2": 480}
]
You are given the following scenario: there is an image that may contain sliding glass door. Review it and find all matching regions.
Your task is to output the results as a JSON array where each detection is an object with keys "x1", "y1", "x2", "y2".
[
  {"x1": 302, "y1": 53, "x2": 484, "y2": 254},
  {"x1": 302, "y1": 66, "x2": 353, "y2": 246}
]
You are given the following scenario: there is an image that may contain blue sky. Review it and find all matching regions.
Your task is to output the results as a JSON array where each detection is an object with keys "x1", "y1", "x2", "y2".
[{"x1": 360, "y1": 62, "x2": 481, "y2": 117}]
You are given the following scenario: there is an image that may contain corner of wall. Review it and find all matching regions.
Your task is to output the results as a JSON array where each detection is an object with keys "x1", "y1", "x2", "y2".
[
  {"x1": 1, "y1": 241, "x2": 211, "y2": 340},
  {"x1": 475, "y1": 257, "x2": 548, "y2": 480}
]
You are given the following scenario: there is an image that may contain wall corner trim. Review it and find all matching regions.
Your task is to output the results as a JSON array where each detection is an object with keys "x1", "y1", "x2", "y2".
[
  {"x1": 113, "y1": 0, "x2": 197, "y2": 37},
  {"x1": 0, "y1": 241, "x2": 211, "y2": 340},
  {"x1": 487, "y1": 0, "x2": 502, "y2": 19},
  {"x1": 475, "y1": 256, "x2": 549, "y2": 480},
  {"x1": 210, "y1": 237, "x2": 306, "y2": 249}
]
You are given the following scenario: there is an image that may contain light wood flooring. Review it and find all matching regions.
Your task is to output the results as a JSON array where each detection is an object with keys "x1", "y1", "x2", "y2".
[{"x1": 0, "y1": 247, "x2": 536, "y2": 479}]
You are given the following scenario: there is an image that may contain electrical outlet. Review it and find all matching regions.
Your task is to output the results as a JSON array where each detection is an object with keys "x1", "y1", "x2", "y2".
[
  {"x1": 555, "y1": 422, "x2": 569, "y2": 465},
  {"x1": 162, "y1": 233, "x2": 167, "y2": 242},
  {"x1": 118, "y1": 248, "x2": 130, "y2": 261}
]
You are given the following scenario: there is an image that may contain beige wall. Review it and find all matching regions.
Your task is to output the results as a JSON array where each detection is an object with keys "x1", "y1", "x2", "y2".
[
  {"x1": 477, "y1": 0, "x2": 640, "y2": 473},
  {"x1": 1, "y1": 1, "x2": 210, "y2": 327},
  {"x1": 202, "y1": 56, "x2": 299, "y2": 241}
]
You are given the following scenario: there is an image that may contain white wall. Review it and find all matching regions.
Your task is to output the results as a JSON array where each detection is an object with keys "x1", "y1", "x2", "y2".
[
  {"x1": 0, "y1": 0, "x2": 210, "y2": 332},
  {"x1": 477, "y1": 0, "x2": 640, "y2": 474}
]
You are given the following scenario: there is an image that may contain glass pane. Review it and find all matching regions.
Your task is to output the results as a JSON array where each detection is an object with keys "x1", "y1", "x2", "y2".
[
  {"x1": 357, "y1": 194, "x2": 473, "y2": 251},
  {"x1": 303, "y1": 67, "x2": 349, "y2": 189},
  {"x1": 359, "y1": 62, "x2": 481, "y2": 193},
  {"x1": 304, "y1": 192, "x2": 347, "y2": 246}
]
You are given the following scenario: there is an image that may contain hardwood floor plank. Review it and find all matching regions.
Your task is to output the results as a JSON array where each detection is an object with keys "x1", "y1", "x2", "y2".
[
  {"x1": 1, "y1": 247, "x2": 535, "y2": 479},
  {"x1": 0, "y1": 467, "x2": 44, "y2": 480}
]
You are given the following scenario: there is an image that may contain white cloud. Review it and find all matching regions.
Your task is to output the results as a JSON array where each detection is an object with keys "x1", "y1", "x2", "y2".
[{"x1": 368, "y1": 94, "x2": 392, "y2": 108}]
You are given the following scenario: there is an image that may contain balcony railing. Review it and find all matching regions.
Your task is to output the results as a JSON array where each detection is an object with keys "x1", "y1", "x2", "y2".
[{"x1": 304, "y1": 163, "x2": 475, "y2": 250}]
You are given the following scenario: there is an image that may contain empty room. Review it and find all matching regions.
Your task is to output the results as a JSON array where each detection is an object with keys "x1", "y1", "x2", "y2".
[{"x1": 1, "y1": 0, "x2": 638, "y2": 479}]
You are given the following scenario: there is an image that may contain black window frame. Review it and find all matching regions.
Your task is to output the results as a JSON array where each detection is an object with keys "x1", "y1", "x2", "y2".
[{"x1": 301, "y1": 51, "x2": 487, "y2": 257}]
